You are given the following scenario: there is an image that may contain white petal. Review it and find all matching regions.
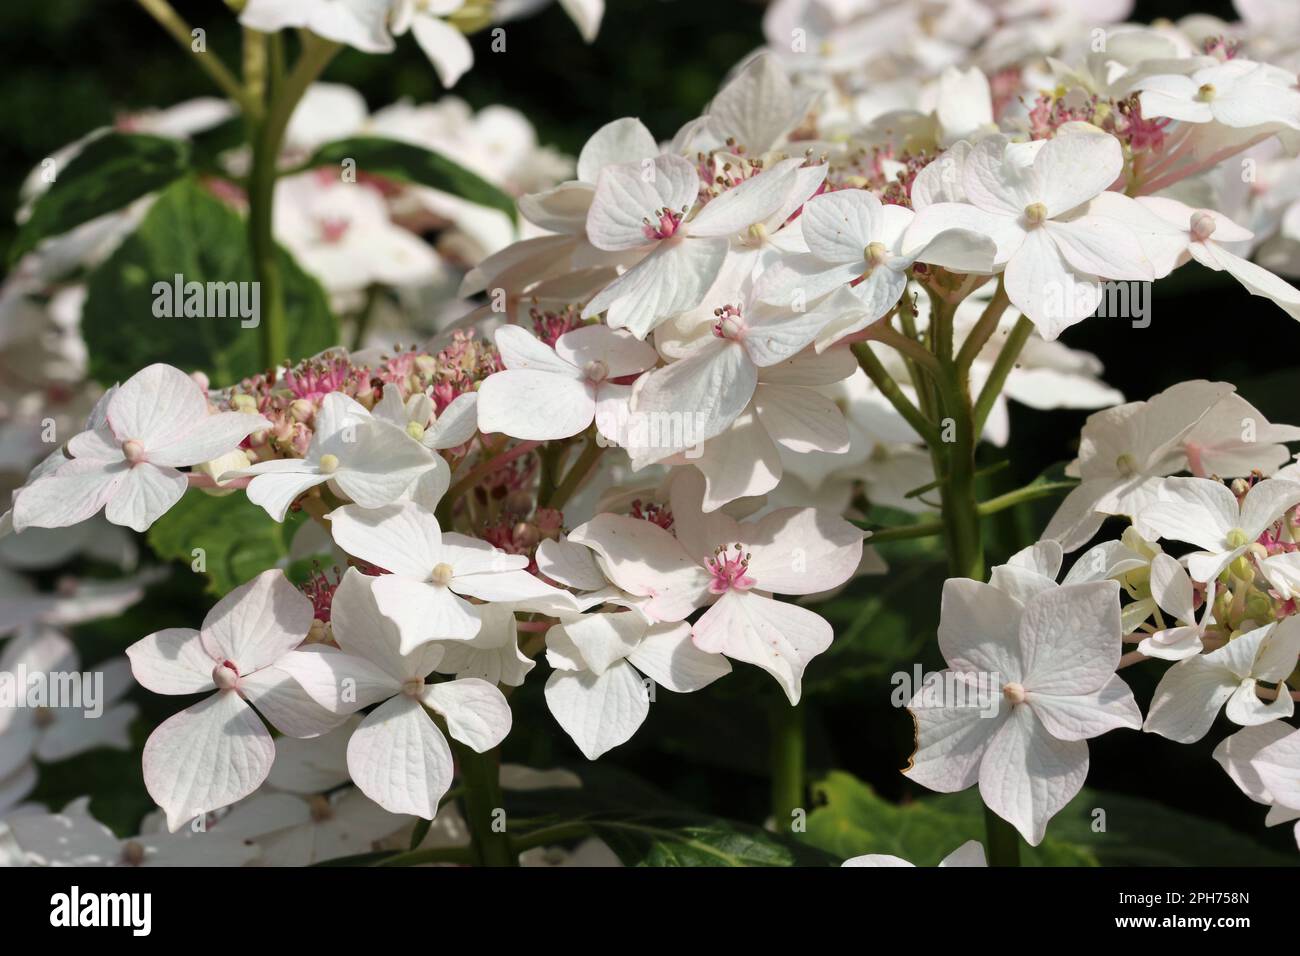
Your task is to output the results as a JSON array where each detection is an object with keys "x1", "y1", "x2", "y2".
[
  {"x1": 535, "y1": 536, "x2": 607, "y2": 591},
  {"x1": 493, "y1": 324, "x2": 578, "y2": 374},
  {"x1": 1138, "y1": 476, "x2": 1239, "y2": 552},
  {"x1": 104, "y1": 464, "x2": 188, "y2": 532},
  {"x1": 1033, "y1": 132, "x2": 1123, "y2": 217},
  {"x1": 240, "y1": 664, "x2": 344, "y2": 738},
  {"x1": 347, "y1": 694, "x2": 453, "y2": 819},
  {"x1": 1028, "y1": 674, "x2": 1142, "y2": 741},
  {"x1": 421, "y1": 678, "x2": 512, "y2": 752},
  {"x1": 245, "y1": 469, "x2": 328, "y2": 522},
  {"x1": 127, "y1": 627, "x2": 216, "y2": 695},
  {"x1": 586, "y1": 154, "x2": 699, "y2": 251},
  {"x1": 1019, "y1": 581, "x2": 1122, "y2": 696},
  {"x1": 142, "y1": 691, "x2": 274, "y2": 832},
  {"x1": 567, "y1": 514, "x2": 711, "y2": 622},
  {"x1": 633, "y1": 340, "x2": 756, "y2": 449},
  {"x1": 979, "y1": 704, "x2": 1089, "y2": 846},
  {"x1": 1003, "y1": 228, "x2": 1099, "y2": 341},
  {"x1": 410, "y1": 15, "x2": 473, "y2": 88},
  {"x1": 544, "y1": 661, "x2": 650, "y2": 760},
  {"x1": 752, "y1": 384, "x2": 851, "y2": 455},
  {"x1": 1198, "y1": 241, "x2": 1300, "y2": 320},
  {"x1": 426, "y1": 392, "x2": 479, "y2": 449},
  {"x1": 555, "y1": 324, "x2": 658, "y2": 378},
  {"x1": 329, "y1": 501, "x2": 441, "y2": 579},
  {"x1": 107, "y1": 363, "x2": 207, "y2": 449},
  {"x1": 684, "y1": 411, "x2": 784, "y2": 511},
  {"x1": 1149, "y1": 552, "x2": 1196, "y2": 622},
  {"x1": 799, "y1": 189, "x2": 884, "y2": 263},
  {"x1": 477, "y1": 370, "x2": 595, "y2": 440},
  {"x1": 688, "y1": 158, "x2": 806, "y2": 238},
  {"x1": 743, "y1": 506, "x2": 864, "y2": 595},
  {"x1": 330, "y1": 568, "x2": 443, "y2": 681},
  {"x1": 331, "y1": 423, "x2": 436, "y2": 508},
  {"x1": 1044, "y1": 216, "x2": 1153, "y2": 281},
  {"x1": 626, "y1": 621, "x2": 731, "y2": 692},
  {"x1": 372, "y1": 575, "x2": 482, "y2": 650},
  {"x1": 555, "y1": 610, "x2": 646, "y2": 675},
  {"x1": 1212, "y1": 721, "x2": 1293, "y2": 805},
  {"x1": 903, "y1": 671, "x2": 1004, "y2": 793},
  {"x1": 936, "y1": 579, "x2": 1024, "y2": 681},
  {"x1": 149, "y1": 412, "x2": 270, "y2": 468},
  {"x1": 584, "y1": 237, "x2": 729, "y2": 338},
  {"x1": 1252, "y1": 728, "x2": 1300, "y2": 810},
  {"x1": 200, "y1": 569, "x2": 313, "y2": 674},
  {"x1": 277, "y1": 645, "x2": 401, "y2": 713},
  {"x1": 577, "y1": 117, "x2": 657, "y2": 184},
  {"x1": 1143, "y1": 656, "x2": 1237, "y2": 743},
  {"x1": 691, "y1": 591, "x2": 830, "y2": 704},
  {"x1": 1242, "y1": 477, "x2": 1300, "y2": 539}
]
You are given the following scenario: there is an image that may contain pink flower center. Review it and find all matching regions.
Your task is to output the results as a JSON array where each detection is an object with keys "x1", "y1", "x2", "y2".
[
  {"x1": 642, "y1": 207, "x2": 683, "y2": 241},
  {"x1": 318, "y1": 217, "x2": 350, "y2": 244},
  {"x1": 706, "y1": 543, "x2": 757, "y2": 594},
  {"x1": 212, "y1": 659, "x2": 240, "y2": 691},
  {"x1": 711, "y1": 304, "x2": 746, "y2": 340},
  {"x1": 630, "y1": 499, "x2": 673, "y2": 530}
]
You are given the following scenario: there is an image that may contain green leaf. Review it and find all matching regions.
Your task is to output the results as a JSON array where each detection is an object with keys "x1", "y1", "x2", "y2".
[
  {"x1": 580, "y1": 814, "x2": 812, "y2": 867},
  {"x1": 507, "y1": 764, "x2": 831, "y2": 867},
  {"x1": 11, "y1": 132, "x2": 190, "y2": 264},
  {"x1": 146, "y1": 490, "x2": 306, "y2": 595},
  {"x1": 927, "y1": 786, "x2": 1297, "y2": 866},
  {"x1": 305, "y1": 137, "x2": 518, "y2": 224},
  {"x1": 187, "y1": 116, "x2": 247, "y2": 173},
  {"x1": 802, "y1": 771, "x2": 1096, "y2": 866},
  {"x1": 82, "y1": 177, "x2": 337, "y2": 386}
]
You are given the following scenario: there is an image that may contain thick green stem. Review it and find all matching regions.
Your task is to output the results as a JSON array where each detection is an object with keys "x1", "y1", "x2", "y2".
[
  {"x1": 768, "y1": 699, "x2": 805, "y2": 835},
  {"x1": 245, "y1": 33, "x2": 342, "y2": 369},
  {"x1": 455, "y1": 743, "x2": 517, "y2": 866},
  {"x1": 927, "y1": 296, "x2": 1022, "y2": 867}
]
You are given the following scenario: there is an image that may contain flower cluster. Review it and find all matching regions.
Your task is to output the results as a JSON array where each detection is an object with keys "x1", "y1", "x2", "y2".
[{"x1": 6, "y1": 0, "x2": 1300, "y2": 866}]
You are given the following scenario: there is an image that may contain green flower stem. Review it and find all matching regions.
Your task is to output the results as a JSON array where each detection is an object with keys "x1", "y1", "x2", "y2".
[
  {"x1": 924, "y1": 294, "x2": 1022, "y2": 866},
  {"x1": 858, "y1": 480, "x2": 1075, "y2": 543},
  {"x1": 955, "y1": 277, "x2": 1009, "y2": 370},
  {"x1": 135, "y1": 0, "x2": 257, "y2": 115},
  {"x1": 376, "y1": 845, "x2": 478, "y2": 867},
  {"x1": 547, "y1": 434, "x2": 604, "y2": 511},
  {"x1": 509, "y1": 822, "x2": 594, "y2": 855},
  {"x1": 852, "y1": 342, "x2": 940, "y2": 446},
  {"x1": 768, "y1": 698, "x2": 805, "y2": 835},
  {"x1": 454, "y1": 742, "x2": 517, "y2": 866},
  {"x1": 972, "y1": 316, "x2": 1033, "y2": 435},
  {"x1": 245, "y1": 33, "x2": 342, "y2": 369}
]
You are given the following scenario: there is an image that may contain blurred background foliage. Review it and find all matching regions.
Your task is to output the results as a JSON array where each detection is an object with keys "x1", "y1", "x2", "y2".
[{"x1": 7, "y1": 0, "x2": 1300, "y2": 862}]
